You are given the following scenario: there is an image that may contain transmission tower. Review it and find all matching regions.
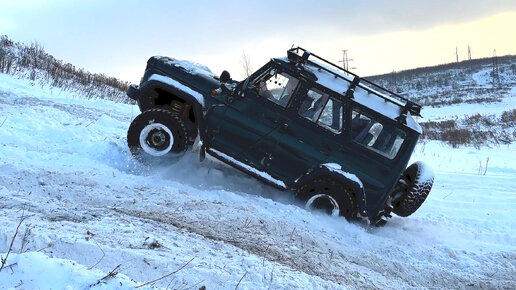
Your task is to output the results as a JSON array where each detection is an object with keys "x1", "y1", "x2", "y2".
[
  {"x1": 492, "y1": 49, "x2": 500, "y2": 87},
  {"x1": 391, "y1": 70, "x2": 397, "y2": 87},
  {"x1": 467, "y1": 45, "x2": 472, "y2": 60},
  {"x1": 338, "y1": 50, "x2": 355, "y2": 71}
]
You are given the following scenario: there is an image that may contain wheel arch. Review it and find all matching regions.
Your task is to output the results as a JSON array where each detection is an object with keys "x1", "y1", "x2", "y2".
[
  {"x1": 294, "y1": 164, "x2": 368, "y2": 218},
  {"x1": 137, "y1": 79, "x2": 207, "y2": 140}
]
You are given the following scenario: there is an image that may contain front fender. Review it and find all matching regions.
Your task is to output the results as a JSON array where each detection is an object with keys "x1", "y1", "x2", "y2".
[
  {"x1": 294, "y1": 164, "x2": 368, "y2": 218},
  {"x1": 129, "y1": 74, "x2": 207, "y2": 140}
]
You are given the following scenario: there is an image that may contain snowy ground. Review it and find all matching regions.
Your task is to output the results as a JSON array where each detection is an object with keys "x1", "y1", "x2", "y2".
[
  {"x1": 0, "y1": 74, "x2": 515, "y2": 289},
  {"x1": 421, "y1": 90, "x2": 516, "y2": 121}
]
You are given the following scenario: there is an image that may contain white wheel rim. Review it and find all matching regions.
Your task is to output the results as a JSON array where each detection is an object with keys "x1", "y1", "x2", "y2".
[
  {"x1": 305, "y1": 194, "x2": 340, "y2": 216},
  {"x1": 139, "y1": 123, "x2": 174, "y2": 156}
]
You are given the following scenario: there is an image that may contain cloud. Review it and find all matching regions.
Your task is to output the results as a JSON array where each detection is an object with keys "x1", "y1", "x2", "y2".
[
  {"x1": 2, "y1": 0, "x2": 515, "y2": 83},
  {"x1": 212, "y1": 0, "x2": 516, "y2": 37},
  {"x1": 338, "y1": 0, "x2": 516, "y2": 33}
]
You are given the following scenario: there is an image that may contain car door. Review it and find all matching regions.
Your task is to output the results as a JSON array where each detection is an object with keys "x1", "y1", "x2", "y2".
[
  {"x1": 265, "y1": 86, "x2": 346, "y2": 184},
  {"x1": 204, "y1": 92, "x2": 269, "y2": 157},
  {"x1": 204, "y1": 66, "x2": 300, "y2": 173}
]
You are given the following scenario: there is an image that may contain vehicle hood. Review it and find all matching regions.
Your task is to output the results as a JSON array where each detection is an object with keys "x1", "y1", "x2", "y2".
[{"x1": 143, "y1": 56, "x2": 220, "y2": 96}]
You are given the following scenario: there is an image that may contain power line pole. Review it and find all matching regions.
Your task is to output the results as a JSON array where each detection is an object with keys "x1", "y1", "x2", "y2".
[
  {"x1": 391, "y1": 70, "x2": 397, "y2": 87},
  {"x1": 492, "y1": 49, "x2": 500, "y2": 88},
  {"x1": 468, "y1": 45, "x2": 472, "y2": 60},
  {"x1": 338, "y1": 50, "x2": 355, "y2": 71},
  {"x1": 455, "y1": 47, "x2": 459, "y2": 63}
]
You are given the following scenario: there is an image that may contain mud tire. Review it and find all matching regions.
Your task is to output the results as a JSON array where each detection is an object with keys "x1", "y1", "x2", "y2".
[
  {"x1": 295, "y1": 177, "x2": 357, "y2": 220},
  {"x1": 127, "y1": 108, "x2": 189, "y2": 157},
  {"x1": 392, "y1": 162, "x2": 434, "y2": 217}
]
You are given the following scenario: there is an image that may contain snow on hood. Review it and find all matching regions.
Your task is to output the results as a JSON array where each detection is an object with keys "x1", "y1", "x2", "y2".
[{"x1": 155, "y1": 56, "x2": 216, "y2": 79}]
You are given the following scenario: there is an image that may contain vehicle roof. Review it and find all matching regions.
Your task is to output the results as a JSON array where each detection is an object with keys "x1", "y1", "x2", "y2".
[{"x1": 274, "y1": 56, "x2": 422, "y2": 134}]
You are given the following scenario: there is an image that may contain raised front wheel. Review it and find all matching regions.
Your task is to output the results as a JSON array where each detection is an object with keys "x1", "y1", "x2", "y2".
[{"x1": 127, "y1": 108, "x2": 189, "y2": 157}]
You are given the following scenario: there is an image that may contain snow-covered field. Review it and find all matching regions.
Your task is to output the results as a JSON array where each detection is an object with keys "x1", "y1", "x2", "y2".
[{"x1": 0, "y1": 74, "x2": 515, "y2": 289}]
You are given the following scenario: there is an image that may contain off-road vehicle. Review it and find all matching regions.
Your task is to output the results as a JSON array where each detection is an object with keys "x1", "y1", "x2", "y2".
[{"x1": 126, "y1": 47, "x2": 434, "y2": 225}]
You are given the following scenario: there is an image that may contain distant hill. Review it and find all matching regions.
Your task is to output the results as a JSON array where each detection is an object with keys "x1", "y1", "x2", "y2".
[
  {"x1": 368, "y1": 55, "x2": 516, "y2": 147},
  {"x1": 368, "y1": 55, "x2": 516, "y2": 107}
]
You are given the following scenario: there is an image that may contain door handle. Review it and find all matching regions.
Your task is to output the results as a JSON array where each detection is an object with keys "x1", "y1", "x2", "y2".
[{"x1": 278, "y1": 121, "x2": 289, "y2": 133}]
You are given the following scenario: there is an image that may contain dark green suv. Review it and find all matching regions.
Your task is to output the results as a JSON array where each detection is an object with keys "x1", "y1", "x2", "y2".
[{"x1": 126, "y1": 47, "x2": 434, "y2": 225}]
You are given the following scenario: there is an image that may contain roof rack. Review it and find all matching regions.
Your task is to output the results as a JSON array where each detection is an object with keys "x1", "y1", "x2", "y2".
[{"x1": 286, "y1": 47, "x2": 422, "y2": 118}]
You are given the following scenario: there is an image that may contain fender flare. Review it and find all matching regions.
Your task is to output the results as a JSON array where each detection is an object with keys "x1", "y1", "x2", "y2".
[
  {"x1": 136, "y1": 77, "x2": 207, "y2": 140},
  {"x1": 294, "y1": 164, "x2": 368, "y2": 218}
]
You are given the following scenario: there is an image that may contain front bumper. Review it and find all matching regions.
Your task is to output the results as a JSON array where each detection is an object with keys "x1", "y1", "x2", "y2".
[{"x1": 127, "y1": 84, "x2": 140, "y2": 101}]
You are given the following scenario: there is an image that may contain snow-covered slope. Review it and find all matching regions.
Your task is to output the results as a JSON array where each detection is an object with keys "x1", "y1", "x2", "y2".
[
  {"x1": 0, "y1": 74, "x2": 515, "y2": 289},
  {"x1": 370, "y1": 55, "x2": 516, "y2": 109},
  {"x1": 371, "y1": 56, "x2": 516, "y2": 146}
]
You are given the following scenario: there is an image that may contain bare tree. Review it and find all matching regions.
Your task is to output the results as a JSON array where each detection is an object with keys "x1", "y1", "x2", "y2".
[{"x1": 240, "y1": 50, "x2": 253, "y2": 79}]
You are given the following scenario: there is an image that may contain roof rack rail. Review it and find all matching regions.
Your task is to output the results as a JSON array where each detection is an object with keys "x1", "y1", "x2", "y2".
[{"x1": 287, "y1": 47, "x2": 422, "y2": 117}]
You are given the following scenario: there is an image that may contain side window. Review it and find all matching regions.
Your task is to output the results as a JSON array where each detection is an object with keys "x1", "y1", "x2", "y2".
[
  {"x1": 298, "y1": 88, "x2": 343, "y2": 133},
  {"x1": 318, "y1": 98, "x2": 343, "y2": 132},
  {"x1": 351, "y1": 109, "x2": 406, "y2": 159},
  {"x1": 258, "y1": 70, "x2": 299, "y2": 107},
  {"x1": 298, "y1": 88, "x2": 328, "y2": 121}
]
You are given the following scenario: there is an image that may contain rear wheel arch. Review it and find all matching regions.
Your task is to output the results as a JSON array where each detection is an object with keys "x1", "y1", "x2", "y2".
[
  {"x1": 295, "y1": 176, "x2": 358, "y2": 220},
  {"x1": 294, "y1": 167, "x2": 368, "y2": 219}
]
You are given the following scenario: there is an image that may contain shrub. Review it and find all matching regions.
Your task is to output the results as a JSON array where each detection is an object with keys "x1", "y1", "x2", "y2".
[
  {"x1": 464, "y1": 114, "x2": 495, "y2": 126},
  {"x1": 501, "y1": 109, "x2": 516, "y2": 124},
  {"x1": 441, "y1": 129, "x2": 471, "y2": 147},
  {"x1": 0, "y1": 35, "x2": 130, "y2": 103}
]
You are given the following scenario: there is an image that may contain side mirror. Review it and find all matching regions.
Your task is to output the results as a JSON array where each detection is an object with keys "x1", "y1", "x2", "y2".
[{"x1": 219, "y1": 70, "x2": 230, "y2": 83}]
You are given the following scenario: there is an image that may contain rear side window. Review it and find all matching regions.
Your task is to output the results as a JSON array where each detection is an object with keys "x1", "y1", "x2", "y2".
[
  {"x1": 298, "y1": 88, "x2": 343, "y2": 133},
  {"x1": 351, "y1": 109, "x2": 405, "y2": 159}
]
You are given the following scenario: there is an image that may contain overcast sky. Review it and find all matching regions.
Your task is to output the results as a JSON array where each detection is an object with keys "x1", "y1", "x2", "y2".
[{"x1": 1, "y1": 0, "x2": 516, "y2": 83}]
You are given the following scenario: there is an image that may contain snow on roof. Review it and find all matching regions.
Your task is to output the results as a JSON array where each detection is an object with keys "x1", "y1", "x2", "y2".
[
  {"x1": 406, "y1": 112, "x2": 422, "y2": 134},
  {"x1": 284, "y1": 58, "x2": 422, "y2": 133},
  {"x1": 155, "y1": 56, "x2": 216, "y2": 79}
]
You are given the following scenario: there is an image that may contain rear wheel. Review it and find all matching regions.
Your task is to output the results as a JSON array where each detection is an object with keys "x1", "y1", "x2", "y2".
[
  {"x1": 295, "y1": 177, "x2": 357, "y2": 220},
  {"x1": 127, "y1": 108, "x2": 189, "y2": 158},
  {"x1": 391, "y1": 162, "x2": 434, "y2": 217}
]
